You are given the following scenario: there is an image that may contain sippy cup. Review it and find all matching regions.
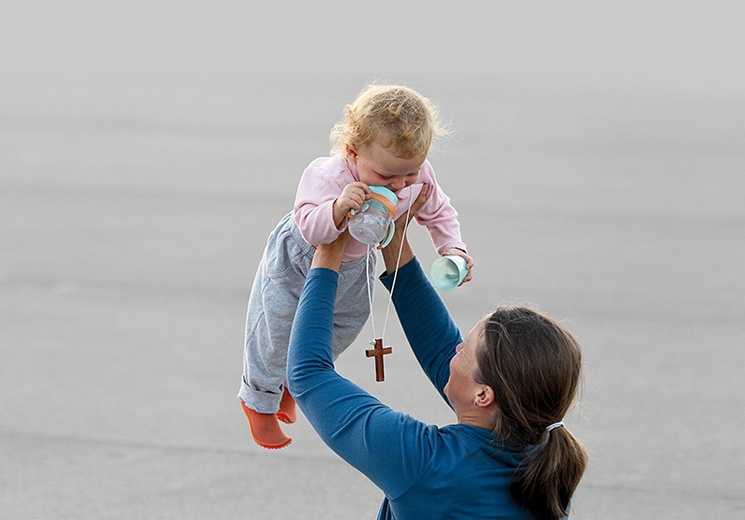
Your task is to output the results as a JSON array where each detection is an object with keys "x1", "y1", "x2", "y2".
[
  {"x1": 430, "y1": 255, "x2": 468, "y2": 291},
  {"x1": 348, "y1": 186, "x2": 398, "y2": 248}
]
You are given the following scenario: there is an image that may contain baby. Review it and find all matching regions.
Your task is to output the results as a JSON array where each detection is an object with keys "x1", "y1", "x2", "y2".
[{"x1": 238, "y1": 83, "x2": 473, "y2": 449}]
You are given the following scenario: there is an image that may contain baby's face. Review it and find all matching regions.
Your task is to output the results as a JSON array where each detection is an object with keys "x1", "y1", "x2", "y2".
[{"x1": 350, "y1": 142, "x2": 423, "y2": 193}]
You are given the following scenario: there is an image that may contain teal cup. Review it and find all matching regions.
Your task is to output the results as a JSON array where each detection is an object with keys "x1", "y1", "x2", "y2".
[
  {"x1": 348, "y1": 186, "x2": 398, "y2": 248},
  {"x1": 430, "y1": 255, "x2": 468, "y2": 291}
]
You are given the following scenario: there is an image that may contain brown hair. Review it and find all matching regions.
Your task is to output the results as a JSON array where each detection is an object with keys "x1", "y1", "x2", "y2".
[
  {"x1": 329, "y1": 84, "x2": 446, "y2": 160},
  {"x1": 474, "y1": 306, "x2": 588, "y2": 519}
]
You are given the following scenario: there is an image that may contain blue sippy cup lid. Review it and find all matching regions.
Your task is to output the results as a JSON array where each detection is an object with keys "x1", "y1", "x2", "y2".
[{"x1": 369, "y1": 186, "x2": 398, "y2": 210}]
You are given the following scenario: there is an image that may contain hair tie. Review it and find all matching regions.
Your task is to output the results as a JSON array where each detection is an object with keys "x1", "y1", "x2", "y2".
[{"x1": 546, "y1": 421, "x2": 564, "y2": 432}]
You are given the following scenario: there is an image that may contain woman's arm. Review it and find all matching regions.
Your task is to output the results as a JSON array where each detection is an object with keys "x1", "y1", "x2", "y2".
[
  {"x1": 379, "y1": 182, "x2": 429, "y2": 274},
  {"x1": 287, "y1": 232, "x2": 433, "y2": 499},
  {"x1": 379, "y1": 184, "x2": 462, "y2": 404}
]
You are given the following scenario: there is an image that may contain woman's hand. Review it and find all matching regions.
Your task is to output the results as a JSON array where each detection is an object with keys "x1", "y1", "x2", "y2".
[
  {"x1": 311, "y1": 231, "x2": 351, "y2": 272},
  {"x1": 381, "y1": 183, "x2": 431, "y2": 274}
]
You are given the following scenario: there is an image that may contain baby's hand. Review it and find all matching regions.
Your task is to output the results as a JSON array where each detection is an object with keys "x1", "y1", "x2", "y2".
[
  {"x1": 334, "y1": 182, "x2": 370, "y2": 227},
  {"x1": 442, "y1": 248, "x2": 474, "y2": 286}
]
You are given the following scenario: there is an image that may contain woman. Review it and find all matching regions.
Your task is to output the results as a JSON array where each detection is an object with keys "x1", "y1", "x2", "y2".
[{"x1": 287, "y1": 186, "x2": 587, "y2": 519}]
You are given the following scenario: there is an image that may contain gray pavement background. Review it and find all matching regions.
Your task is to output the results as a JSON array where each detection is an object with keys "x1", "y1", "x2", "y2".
[{"x1": 1, "y1": 74, "x2": 744, "y2": 519}]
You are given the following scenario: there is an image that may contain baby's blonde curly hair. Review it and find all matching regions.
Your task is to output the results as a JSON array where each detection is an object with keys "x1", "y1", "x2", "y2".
[{"x1": 329, "y1": 84, "x2": 446, "y2": 160}]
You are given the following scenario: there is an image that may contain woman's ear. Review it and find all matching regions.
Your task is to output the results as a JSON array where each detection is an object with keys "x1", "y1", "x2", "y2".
[{"x1": 474, "y1": 386, "x2": 495, "y2": 407}]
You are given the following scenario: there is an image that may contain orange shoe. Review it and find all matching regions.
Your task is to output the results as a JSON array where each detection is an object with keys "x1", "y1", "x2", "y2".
[
  {"x1": 241, "y1": 401, "x2": 292, "y2": 450},
  {"x1": 276, "y1": 387, "x2": 297, "y2": 424}
]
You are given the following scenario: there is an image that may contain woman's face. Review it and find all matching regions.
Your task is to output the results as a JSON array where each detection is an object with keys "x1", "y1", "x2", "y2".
[{"x1": 444, "y1": 318, "x2": 486, "y2": 407}]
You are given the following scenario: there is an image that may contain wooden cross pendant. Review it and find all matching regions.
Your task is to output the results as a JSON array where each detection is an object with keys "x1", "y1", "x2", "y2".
[{"x1": 366, "y1": 338, "x2": 392, "y2": 382}]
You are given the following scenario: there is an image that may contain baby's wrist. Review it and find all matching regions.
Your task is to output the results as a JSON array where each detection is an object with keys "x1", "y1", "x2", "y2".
[{"x1": 332, "y1": 199, "x2": 349, "y2": 227}]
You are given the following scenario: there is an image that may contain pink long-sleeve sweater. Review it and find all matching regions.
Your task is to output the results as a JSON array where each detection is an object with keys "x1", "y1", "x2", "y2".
[{"x1": 293, "y1": 156, "x2": 466, "y2": 262}]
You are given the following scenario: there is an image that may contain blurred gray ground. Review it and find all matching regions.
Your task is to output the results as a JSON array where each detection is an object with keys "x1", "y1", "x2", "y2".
[{"x1": 1, "y1": 74, "x2": 744, "y2": 519}]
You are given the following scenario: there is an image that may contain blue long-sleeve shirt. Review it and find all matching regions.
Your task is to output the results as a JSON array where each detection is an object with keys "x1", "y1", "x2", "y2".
[{"x1": 287, "y1": 258, "x2": 533, "y2": 519}]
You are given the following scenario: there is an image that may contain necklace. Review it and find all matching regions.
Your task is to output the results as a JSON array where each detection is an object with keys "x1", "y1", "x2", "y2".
[{"x1": 363, "y1": 192, "x2": 413, "y2": 382}]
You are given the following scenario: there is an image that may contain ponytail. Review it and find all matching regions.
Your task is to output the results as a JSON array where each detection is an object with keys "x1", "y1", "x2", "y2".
[
  {"x1": 510, "y1": 426, "x2": 588, "y2": 519},
  {"x1": 476, "y1": 306, "x2": 588, "y2": 519}
]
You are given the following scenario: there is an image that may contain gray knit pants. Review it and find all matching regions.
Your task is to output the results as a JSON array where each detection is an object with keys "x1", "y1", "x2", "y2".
[{"x1": 238, "y1": 212, "x2": 375, "y2": 413}]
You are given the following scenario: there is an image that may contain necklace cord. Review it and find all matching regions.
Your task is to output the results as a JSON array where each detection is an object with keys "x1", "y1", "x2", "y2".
[{"x1": 366, "y1": 190, "x2": 414, "y2": 341}]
